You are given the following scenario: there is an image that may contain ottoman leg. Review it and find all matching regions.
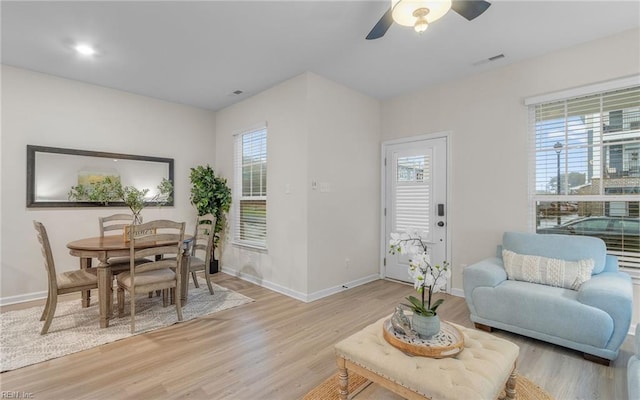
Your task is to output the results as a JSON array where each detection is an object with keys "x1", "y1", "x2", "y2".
[
  {"x1": 505, "y1": 364, "x2": 517, "y2": 400},
  {"x1": 337, "y1": 357, "x2": 349, "y2": 400}
]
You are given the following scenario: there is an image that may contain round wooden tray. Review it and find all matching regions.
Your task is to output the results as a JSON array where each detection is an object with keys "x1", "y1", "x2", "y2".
[{"x1": 382, "y1": 319, "x2": 464, "y2": 358}]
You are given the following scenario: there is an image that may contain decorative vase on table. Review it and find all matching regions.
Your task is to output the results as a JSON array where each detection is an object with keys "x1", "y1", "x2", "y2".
[
  {"x1": 132, "y1": 212, "x2": 142, "y2": 225},
  {"x1": 123, "y1": 212, "x2": 144, "y2": 241},
  {"x1": 411, "y1": 313, "x2": 441, "y2": 339},
  {"x1": 388, "y1": 229, "x2": 451, "y2": 340}
]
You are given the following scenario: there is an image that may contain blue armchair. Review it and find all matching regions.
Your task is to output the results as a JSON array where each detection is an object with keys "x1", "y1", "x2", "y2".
[
  {"x1": 463, "y1": 231, "x2": 633, "y2": 365},
  {"x1": 629, "y1": 324, "x2": 640, "y2": 399}
]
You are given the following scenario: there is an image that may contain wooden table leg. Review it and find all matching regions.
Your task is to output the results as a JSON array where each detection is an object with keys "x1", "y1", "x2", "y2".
[
  {"x1": 97, "y1": 253, "x2": 113, "y2": 328},
  {"x1": 80, "y1": 257, "x2": 92, "y2": 308},
  {"x1": 337, "y1": 357, "x2": 349, "y2": 400}
]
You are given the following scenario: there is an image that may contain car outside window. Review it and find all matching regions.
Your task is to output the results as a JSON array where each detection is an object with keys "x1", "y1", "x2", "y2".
[
  {"x1": 612, "y1": 219, "x2": 640, "y2": 233},
  {"x1": 575, "y1": 219, "x2": 609, "y2": 231}
]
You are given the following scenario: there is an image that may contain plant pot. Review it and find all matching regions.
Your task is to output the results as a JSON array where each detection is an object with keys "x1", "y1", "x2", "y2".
[
  {"x1": 209, "y1": 259, "x2": 219, "y2": 274},
  {"x1": 411, "y1": 313, "x2": 441, "y2": 339}
]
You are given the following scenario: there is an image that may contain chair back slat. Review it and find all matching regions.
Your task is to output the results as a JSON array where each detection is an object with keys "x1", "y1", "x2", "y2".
[
  {"x1": 134, "y1": 232, "x2": 184, "y2": 244},
  {"x1": 134, "y1": 245, "x2": 181, "y2": 260},
  {"x1": 192, "y1": 214, "x2": 216, "y2": 265},
  {"x1": 33, "y1": 221, "x2": 57, "y2": 289},
  {"x1": 99, "y1": 214, "x2": 137, "y2": 236}
]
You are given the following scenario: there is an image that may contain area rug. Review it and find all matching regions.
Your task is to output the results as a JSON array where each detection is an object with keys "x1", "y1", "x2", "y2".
[
  {"x1": 0, "y1": 279, "x2": 253, "y2": 372},
  {"x1": 304, "y1": 372, "x2": 554, "y2": 400}
]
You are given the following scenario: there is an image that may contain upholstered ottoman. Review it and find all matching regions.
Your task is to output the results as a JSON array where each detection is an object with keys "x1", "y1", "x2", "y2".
[{"x1": 334, "y1": 316, "x2": 519, "y2": 400}]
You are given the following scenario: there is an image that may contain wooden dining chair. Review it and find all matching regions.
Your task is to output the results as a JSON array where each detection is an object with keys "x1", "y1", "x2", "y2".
[
  {"x1": 188, "y1": 213, "x2": 217, "y2": 295},
  {"x1": 116, "y1": 219, "x2": 185, "y2": 333},
  {"x1": 99, "y1": 213, "x2": 149, "y2": 272},
  {"x1": 99, "y1": 213, "x2": 137, "y2": 237},
  {"x1": 33, "y1": 221, "x2": 98, "y2": 335}
]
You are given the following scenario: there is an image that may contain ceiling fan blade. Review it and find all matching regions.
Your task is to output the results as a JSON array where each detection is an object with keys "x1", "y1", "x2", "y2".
[
  {"x1": 366, "y1": 7, "x2": 394, "y2": 40},
  {"x1": 451, "y1": 0, "x2": 491, "y2": 21}
]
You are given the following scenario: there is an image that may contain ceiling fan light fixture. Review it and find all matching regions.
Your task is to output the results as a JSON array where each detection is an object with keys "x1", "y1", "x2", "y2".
[
  {"x1": 391, "y1": 0, "x2": 452, "y2": 27},
  {"x1": 414, "y1": 20, "x2": 428, "y2": 33},
  {"x1": 413, "y1": 8, "x2": 430, "y2": 32}
]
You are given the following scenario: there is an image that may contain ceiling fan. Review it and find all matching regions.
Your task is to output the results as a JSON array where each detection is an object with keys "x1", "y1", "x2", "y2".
[{"x1": 366, "y1": 0, "x2": 491, "y2": 40}]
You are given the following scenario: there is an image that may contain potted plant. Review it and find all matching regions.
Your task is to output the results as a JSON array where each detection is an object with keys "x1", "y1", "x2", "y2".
[
  {"x1": 389, "y1": 229, "x2": 450, "y2": 338},
  {"x1": 189, "y1": 165, "x2": 232, "y2": 273},
  {"x1": 68, "y1": 176, "x2": 173, "y2": 225}
]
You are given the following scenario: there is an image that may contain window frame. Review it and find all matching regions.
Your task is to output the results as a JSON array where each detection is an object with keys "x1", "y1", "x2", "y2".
[
  {"x1": 233, "y1": 126, "x2": 268, "y2": 250},
  {"x1": 526, "y1": 76, "x2": 640, "y2": 272}
]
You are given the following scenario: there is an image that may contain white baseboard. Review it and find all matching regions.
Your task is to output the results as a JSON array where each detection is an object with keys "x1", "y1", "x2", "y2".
[
  {"x1": 220, "y1": 266, "x2": 309, "y2": 302},
  {"x1": 0, "y1": 290, "x2": 47, "y2": 307},
  {"x1": 450, "y1": 288, "x2": 465, "y2": 298},
  {"x1": 306, "y1": 274, "x2": 381, "y2": 302},
  {"x1": 221, "y1": 266, "x2": 380, "y2": 303}
]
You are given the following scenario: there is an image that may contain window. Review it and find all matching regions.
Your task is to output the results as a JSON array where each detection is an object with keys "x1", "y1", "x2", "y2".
[
  {"x1": 528, "y1": 83, "x2": 640, "y2": 269},
  {"x1": 395, "y1": 154, "x2": 431, "y2": 234},
  {"x1": 234, "y1": 127, "x2": 267, "y2": 248}
]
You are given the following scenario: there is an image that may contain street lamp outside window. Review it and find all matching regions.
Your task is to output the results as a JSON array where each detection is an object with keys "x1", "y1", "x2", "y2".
[{"x1": 554, "y1": 142, "x2": 563, "y2": 225}]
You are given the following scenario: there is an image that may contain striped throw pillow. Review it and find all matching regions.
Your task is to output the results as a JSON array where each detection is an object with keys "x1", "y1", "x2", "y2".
[{"x1": 502, "y1": 249, "x2": 594, "y2": 290}]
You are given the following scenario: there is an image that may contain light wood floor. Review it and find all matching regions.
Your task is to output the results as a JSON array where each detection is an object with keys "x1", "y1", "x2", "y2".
[{"x1": 0, "y1": 273, "x2": 634, "y2": 400}]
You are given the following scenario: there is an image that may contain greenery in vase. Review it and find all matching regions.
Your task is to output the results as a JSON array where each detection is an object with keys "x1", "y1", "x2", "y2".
[
  {"x1": 189, "y1": 165, "x2": 232, "y2": 246},
  {"x1": 389, "y1": 230, "x2": 450, "y2": 317},
  {"x1": 68, "y1": 176, "x2": 173, "y2": 222}
]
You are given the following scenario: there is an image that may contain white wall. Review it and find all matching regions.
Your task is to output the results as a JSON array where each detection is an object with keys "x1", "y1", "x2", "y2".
[
  {"x1": 215, "y1": 72, "x2": 381, "y2": 300},
  {"x1": 215, "y1": 73, "x2": 311, "y2": 298},
  {"x1": 0, "y1": 65, "x2": 216, "y2": 303},
  {"x1": 381, "y1": 28, "x2": 640, "y2": 324},
  {"x1": 306, "y1": 73, "x2": 381, "y2": 295}
]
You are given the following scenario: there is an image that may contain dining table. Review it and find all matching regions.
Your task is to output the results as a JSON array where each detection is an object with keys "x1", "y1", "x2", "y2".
[{"x1": 67, "y1": 235, "x2": 192, "y2": 328}]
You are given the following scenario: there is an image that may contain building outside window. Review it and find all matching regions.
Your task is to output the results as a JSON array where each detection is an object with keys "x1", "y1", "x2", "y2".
[
  {"x1": 528, "y1": 83, "x2": 640, "y2": 270},
  {"x1": 234, "y1": 127, "x2": 267, "y2": 248}
]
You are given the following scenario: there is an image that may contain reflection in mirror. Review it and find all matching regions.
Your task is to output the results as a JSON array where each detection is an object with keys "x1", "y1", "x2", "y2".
[{"x1": 27, "y1": 145, "x2": 174, "y2": 208}]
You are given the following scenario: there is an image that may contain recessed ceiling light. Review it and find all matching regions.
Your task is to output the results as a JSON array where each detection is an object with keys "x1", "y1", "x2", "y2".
[{"x1": 74, "y1": 44, "x2": 96, "y2": 56}]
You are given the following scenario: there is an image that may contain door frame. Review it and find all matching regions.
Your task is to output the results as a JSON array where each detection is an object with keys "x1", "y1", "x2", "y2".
[{"x1": 380, "y1": 131, "x2": 453, "y2": 292}]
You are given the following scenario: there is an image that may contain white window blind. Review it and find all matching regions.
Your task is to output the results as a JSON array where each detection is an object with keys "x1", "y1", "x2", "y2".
[
  {"x1": 234, "y1": 127, "x2": 267, "y2": 248},
  {"x1": 394, "y1": 153, "x2": 432, "y2": 240},
  {"x1": 529, "y1": 85, "x2": 640, "y2": 269}
]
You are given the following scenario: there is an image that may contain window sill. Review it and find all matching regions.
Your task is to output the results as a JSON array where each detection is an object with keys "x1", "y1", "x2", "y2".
[{"x1": 232, "y1": 241, "x2": 268, "y2": 253}]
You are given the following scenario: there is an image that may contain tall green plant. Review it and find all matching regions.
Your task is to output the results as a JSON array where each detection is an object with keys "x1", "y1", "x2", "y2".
[{"x1": 189, "y1": 165, "x2": 232, "y2": 245}]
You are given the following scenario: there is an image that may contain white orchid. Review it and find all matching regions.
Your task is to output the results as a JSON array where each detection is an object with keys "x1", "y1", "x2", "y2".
[
  {"x1": 389, "y1": 229, "x2": 450, "y2": 316},
  {"x1": 389, "y1": 231, "x2": 429, "y2": 255}
]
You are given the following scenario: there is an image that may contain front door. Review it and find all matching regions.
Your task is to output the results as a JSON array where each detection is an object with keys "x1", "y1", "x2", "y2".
[{"x1": 383, "y1": 136, "x2": 448, "y2": 284}]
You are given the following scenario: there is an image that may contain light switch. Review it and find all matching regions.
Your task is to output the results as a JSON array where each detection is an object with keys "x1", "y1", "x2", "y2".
[
  {"x1": 285, "y1": 184, "x2": 291, "y2": 194},
  {"x1": 320, "y1": 182, "x2": 331, "y2": 193}
]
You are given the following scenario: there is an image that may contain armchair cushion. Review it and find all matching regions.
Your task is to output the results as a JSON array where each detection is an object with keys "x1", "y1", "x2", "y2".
[{"x1": 502, "y1": 249, "x2": 594, "y2": 290}]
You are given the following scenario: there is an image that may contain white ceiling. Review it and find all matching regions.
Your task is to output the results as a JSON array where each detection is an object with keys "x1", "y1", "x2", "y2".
[{"x1": 2, "y1": 1, "x2": 639, "y2": 111}]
